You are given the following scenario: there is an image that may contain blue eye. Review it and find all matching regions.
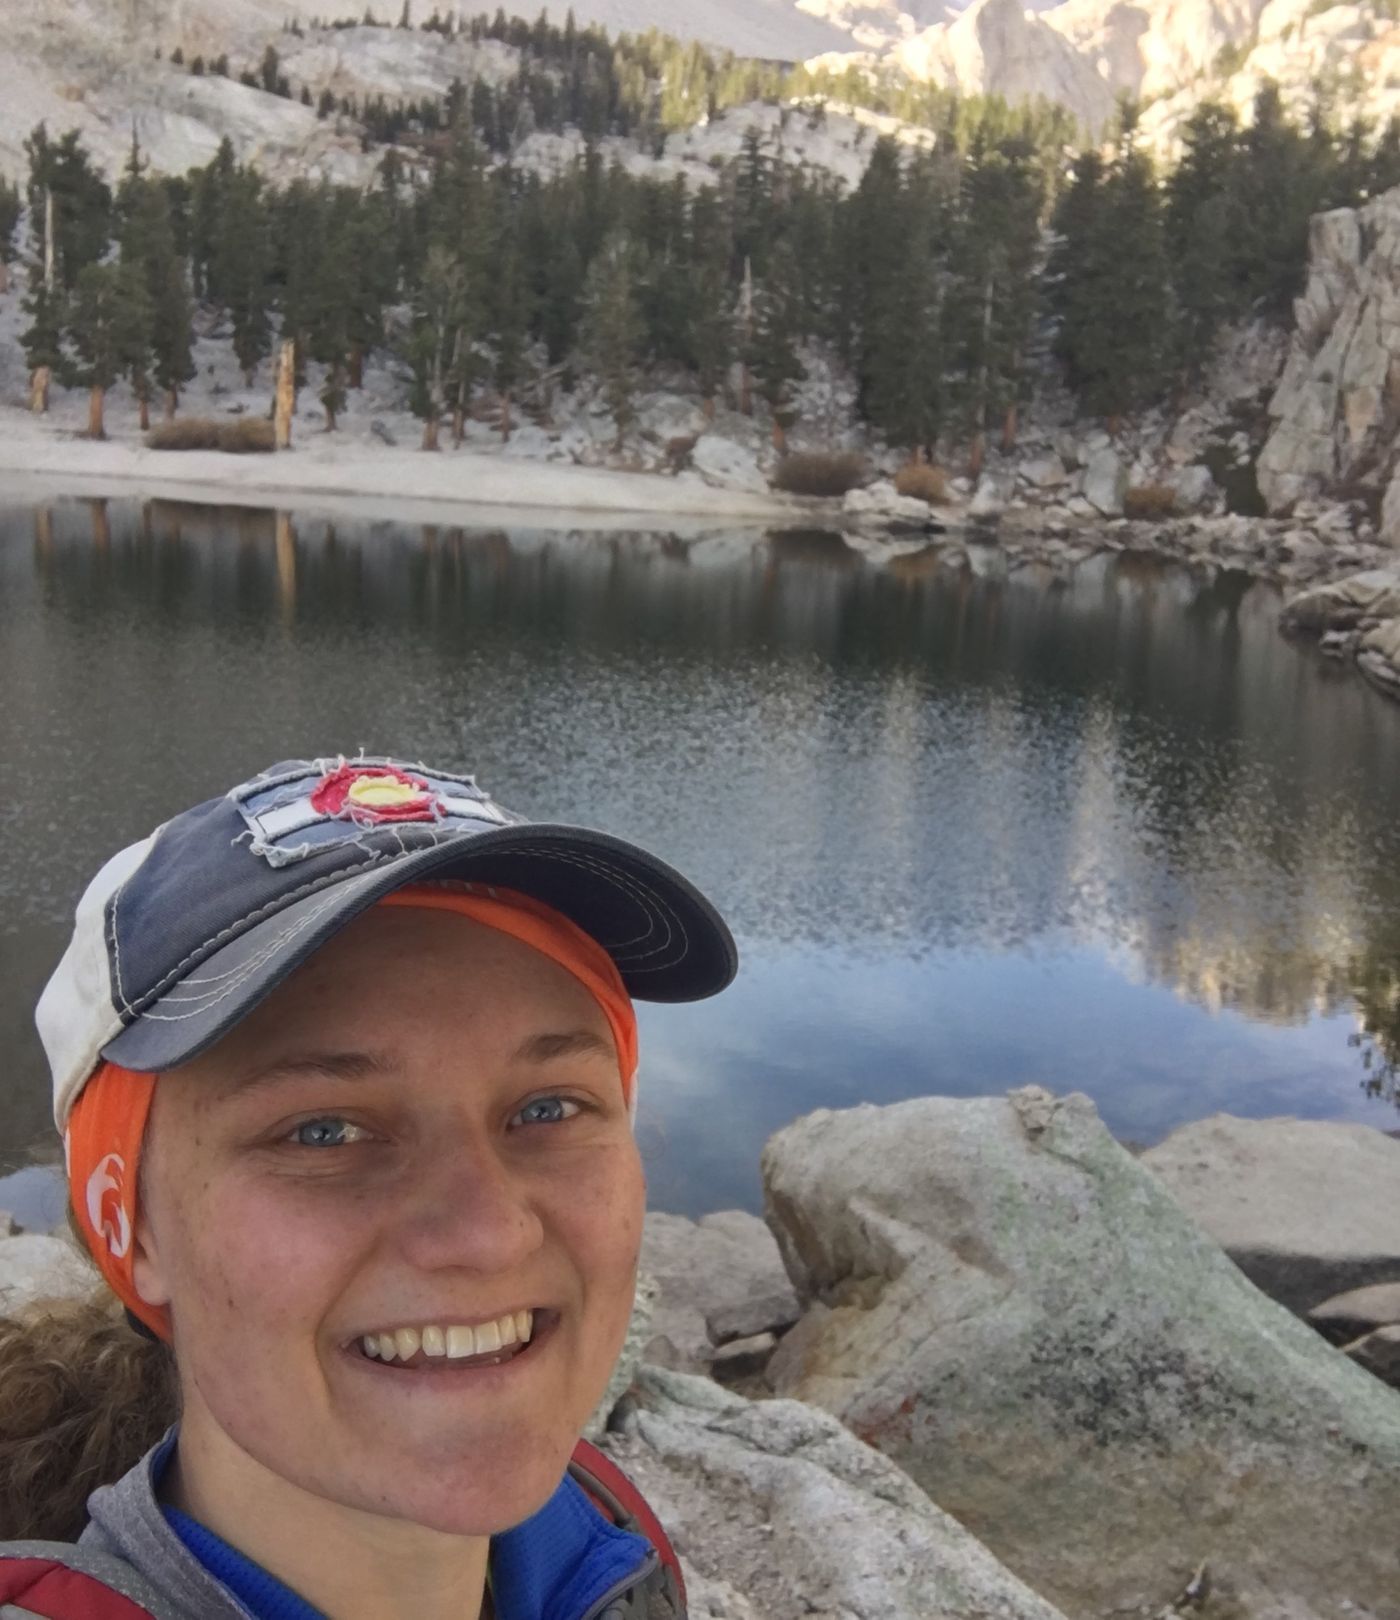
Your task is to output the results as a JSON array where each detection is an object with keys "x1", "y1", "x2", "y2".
[
  {"x1": 512, "y1": 1097, "x2": 580, "y2": 1128},
  {"x1": 290, "y1": 1118, "x2": 366, "y2": 1147}
]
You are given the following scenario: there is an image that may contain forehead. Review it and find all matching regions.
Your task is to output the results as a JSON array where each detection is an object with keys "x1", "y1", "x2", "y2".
[{"x1": 172, "y1": 908, "x2": 610, "y2": 1081}]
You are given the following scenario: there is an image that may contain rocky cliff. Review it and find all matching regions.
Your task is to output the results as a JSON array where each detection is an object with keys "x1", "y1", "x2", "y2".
[{"x1": 1259, "y1": 186, "x2": 1400, "y2": 541}]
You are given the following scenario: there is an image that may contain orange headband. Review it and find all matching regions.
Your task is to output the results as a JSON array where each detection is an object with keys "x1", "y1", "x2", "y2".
[{"x1": 65, "y1": 883, "x2": 638, "y2": 1340}]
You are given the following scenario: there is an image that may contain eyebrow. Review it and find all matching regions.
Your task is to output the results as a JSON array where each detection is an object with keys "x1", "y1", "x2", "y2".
[
  {"x1": 228, "y1": 1033, "x2": 613, "y2": 1093},
  {"x1": 227, "y1": 1050, "x2": 395, "y2": 1094},
  {"x1": 512, "y1": 1030, "x2": 616, "y2": 1066}
]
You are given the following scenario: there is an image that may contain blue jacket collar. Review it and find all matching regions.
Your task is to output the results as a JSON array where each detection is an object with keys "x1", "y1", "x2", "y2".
[{"x1": 152, "y1": 1435, "x2": 654, "y2": 1620}]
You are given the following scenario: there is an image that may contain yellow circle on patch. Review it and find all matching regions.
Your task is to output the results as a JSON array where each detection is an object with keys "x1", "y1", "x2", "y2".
[{"x1": 348, "y1": 778, "x2": 422, "y2": 808}]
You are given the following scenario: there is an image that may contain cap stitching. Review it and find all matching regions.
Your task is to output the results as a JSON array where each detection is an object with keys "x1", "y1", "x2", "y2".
[
  {"x1": 500, "y1": 844, "x2": 688, "y2": 969},
  {"x1": 121, "y1": 850, "x2": 386, "y2": 1014},
  {"x1": 138, "y1": 888, "x2": 349, "y2": 1021}
]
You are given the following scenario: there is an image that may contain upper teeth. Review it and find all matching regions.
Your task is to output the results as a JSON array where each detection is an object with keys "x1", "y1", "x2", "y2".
[{"x1": 363, "y1": 1310, "x2": 533, "y2": 1363}]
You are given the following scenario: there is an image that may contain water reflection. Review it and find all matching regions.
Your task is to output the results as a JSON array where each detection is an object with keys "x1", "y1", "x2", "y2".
[{"x1": 4, "y1": 495, "x2": 1400, "y2": 1214}]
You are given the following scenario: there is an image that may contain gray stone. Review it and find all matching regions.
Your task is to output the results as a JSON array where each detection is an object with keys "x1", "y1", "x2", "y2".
[
  {"x1": 968, "y1": 468, "x2": 1017, "y2": 517},
  {"x1": 0, "y1": 1233, "x2": 95, "y2": 1313},
  {"x1": 1081, "y1": 446, "x2": 1127, "y2": 515},
  {"x1": 709, "y1": 1331, "x2": 778, "y2": 1383},
  {"x1": 1016, "y1": 454, "x2": 1066, "y2": 490},
  {"x1": 1310, "y1": 1282, "x2": 1400, "y2": 1343},
  {"x1": 640, "y1": 1210, "x2": 796, "y2": 1374},
  {"x1": 1259, "y1": 189, "x2": 1400, "y2": 523},
  {"x1": 843, "y1": 481, "x2": 935, "y2": 525},
  {"x1": 606, "y1": 1365, "x2": 1070, "y2": 1620},
  {"x1": 692, "y1": 436, "x2": 768, "y2": 495},
  {"x1": 0, "y1": 1211, "x2": 17, "y2": 1239},
  {"x1": 1282, "y1": 568, "x2": 1400, "y2": 634},
  {"x1": 1143, "y1": 1113, "x2": 1400, "y2": 1314},
  {"x1": 1167, "y1": 462, "x2": 1219, "y2": 513},
  {"x1": 706, "y1": 1288, "x2": 801, "y2": 1346},
  {"x1": 762, "y1": 1088, "x2": 1400, "y2": 1620},
  {"x1": 584, "y1": 1272, "x2": 659, "y2": 1440},
  {"x1": 1345, "y1": 1324, "x2": 1400, "y2": 1388},
  {"x1": 369, "y1": 418, "x2": 396, "y2": 446}
]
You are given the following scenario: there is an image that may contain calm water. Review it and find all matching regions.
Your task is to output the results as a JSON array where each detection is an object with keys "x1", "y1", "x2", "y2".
[{"x1": 4, "y1": 494, "x2": 1400, "y2": 1219}]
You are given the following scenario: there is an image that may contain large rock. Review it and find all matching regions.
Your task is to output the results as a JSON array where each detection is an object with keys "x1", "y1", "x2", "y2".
[
  {"x1": 1142, "y1": 1114, "x2": 1400, "y2": 1314},
  {"x1": 607, "y1": 1365, "x2": 1069, "y2": 1620},
  {"x1": 1080, "y1": 447, "x2": 1126, "y2": 515},
  {"x1": 1258, "y1": 190, "x2": 1400, "y2": 527},
  {"x1": 640, "y1": 1210, "x2": 799, "y2": 1374},
  {"x1": 0, "y1": 1233, "x2": 95, "y2": 1314},
  {"x1": 690, "y1": 436, "x2": 768, "y2": 495},
  {"x1": 842, "y1": 481, "x2": 936, "y2": 525},
  {"x1": 1281, "y1": 567, "x2": 1400, "y2": 633},
  {"x1": 584, "y1": 1272, "x2": 658, "y2": 1441},
  {"x1": 761, "y1": 1088, "x2": 1400, "y2": 1620}
]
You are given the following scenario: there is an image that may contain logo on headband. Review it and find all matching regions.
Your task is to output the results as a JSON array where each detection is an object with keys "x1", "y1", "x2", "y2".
[
  {"x1": 86, "y1": 1153, "x2": 132, "y2": 1261},
  {"x1": 231, "y1": 759, "x2": 512, "y2": 868}
]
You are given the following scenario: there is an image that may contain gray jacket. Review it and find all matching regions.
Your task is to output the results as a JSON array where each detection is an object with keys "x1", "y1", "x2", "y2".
[{"x1": 0, "y1": 1435, "x2": 683, "y2": 1619}]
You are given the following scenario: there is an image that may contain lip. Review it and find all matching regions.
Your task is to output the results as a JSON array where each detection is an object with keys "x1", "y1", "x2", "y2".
[{"x1": 337, "y1": 1309, "x2": 560, "y2": 1389}]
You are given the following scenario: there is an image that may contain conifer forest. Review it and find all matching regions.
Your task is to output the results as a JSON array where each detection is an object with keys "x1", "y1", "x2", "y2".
[{"x1": 4, "y1": 6, "x2": 1400, "y2": 454}]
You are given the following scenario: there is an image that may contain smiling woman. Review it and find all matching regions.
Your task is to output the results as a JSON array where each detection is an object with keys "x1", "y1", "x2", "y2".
[{"x1": 0, "y1": 755, "x2": 736, "y2": 1620}]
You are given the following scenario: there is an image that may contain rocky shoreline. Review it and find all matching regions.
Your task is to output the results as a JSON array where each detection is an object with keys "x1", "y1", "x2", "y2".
[{"x1": 7, "y1": 1090, "x2": 1400, "y2": 1619}]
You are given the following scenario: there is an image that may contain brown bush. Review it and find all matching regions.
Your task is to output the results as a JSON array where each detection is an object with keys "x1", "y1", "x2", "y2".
[
  {"x1": 147, "y1": 417, "x2": 276, "y2": 454},
  {"x1": 1123, "y1": 482, "x2": 1179, "y2": 520},
  {"x1": 770, "y1": 451, "x2": 868, "y2": 498},
  {"x1": 893, "y1": 461, "x2": 949, "y2": 505}
]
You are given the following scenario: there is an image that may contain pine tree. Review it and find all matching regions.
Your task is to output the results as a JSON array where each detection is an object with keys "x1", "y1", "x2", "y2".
[
  {"x1": 0, "y1": 176, "x2": 20, "y2": 295},
  {"x1": 61, "y1": 260, "x2": 150, "y2": 439},
  {"x1": 946, "y1": 135, "x2": 1044, "y2": 462},
  {"x1": 1163, "y1": 101, "x2": 1249, "y2": 382},
  {"x1": 749, "y1": 243, "x2": 803, "y2": 450},
  {"x1": 24, "y1": 124, "x2": 113, "y2": 291},
  {"x1": 116, "y1": 161, "x2": 192, "y2": 427},
  {"x1": 1228, "y1": 82, "x2": 1324, "y2": 318},
  {"x1": 220, "y1": 169, "x2": 274, "y2": 383},
  {"x1": 20, "y1": 279, "x2": 63, "y2": 413},
  {"x1": 1053, "y1": 137, "x2": 1169, "y2": 427},
  {"x1": 489, "y1": 216, "x2": 530, "y2": 439},
  {"x1": 406, "y1": 243, "x2": 466, "y2": 449},
  {"x1": 578, "y1": 230, "x2": 643, "y2": 448}
]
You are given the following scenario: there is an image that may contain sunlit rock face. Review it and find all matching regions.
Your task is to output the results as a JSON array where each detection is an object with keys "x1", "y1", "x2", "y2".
[
  {"x1": 762, "y1": 1087, "x2": 1400, "y2": 1620},
  {"x1": 1258, "y1": 188, "x2": 1400, "y2": 531}
]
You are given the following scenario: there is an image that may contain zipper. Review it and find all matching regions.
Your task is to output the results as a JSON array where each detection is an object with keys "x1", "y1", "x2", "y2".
[{"x1": 577, "y1": 1547, "x2": 660, "y2": 1620}]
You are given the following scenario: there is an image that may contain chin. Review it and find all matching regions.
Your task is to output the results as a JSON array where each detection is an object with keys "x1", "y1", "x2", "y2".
[
  {"x1": 376, "y1": 1456, "x2": 570, "y2": 1538},
  {"x1": 355, "y1": 1421, "x2": 584, "y2": 1536}
]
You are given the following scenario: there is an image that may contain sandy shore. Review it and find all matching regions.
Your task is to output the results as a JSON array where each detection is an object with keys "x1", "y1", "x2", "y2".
[{"x1": 0, "y1": 408, "x2": 808, "y2": 532}]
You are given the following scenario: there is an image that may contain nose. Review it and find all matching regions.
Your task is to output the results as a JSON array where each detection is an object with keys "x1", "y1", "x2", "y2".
[{"x1": 391, "y1": 1127, "x2": 546, "y2": 1279}]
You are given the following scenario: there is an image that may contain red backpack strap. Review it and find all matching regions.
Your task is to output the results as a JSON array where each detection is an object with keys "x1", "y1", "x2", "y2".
[
  {"x1": 568, "y1": 1439, "x2": 687, "y2": 1609},
  {"x1": 0, "y1": 1557, "x2": 156, "y2": 1619}
]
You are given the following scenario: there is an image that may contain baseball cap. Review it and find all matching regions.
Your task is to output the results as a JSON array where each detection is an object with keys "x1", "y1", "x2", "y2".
[{"x1": 37, "y1": 755, "x2": 737, "y2": 1128}]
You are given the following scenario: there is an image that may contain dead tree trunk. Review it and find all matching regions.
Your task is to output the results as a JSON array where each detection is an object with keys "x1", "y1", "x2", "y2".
[
  {"x1": 274, "y1": 340, "x2": 295, "y2": 449},
  {"x1": 29, "y1": 366, "x2": 50, "y2": 415},
  {"x1": 422, "y1": 414, "x2": 440, "y2": 451}
]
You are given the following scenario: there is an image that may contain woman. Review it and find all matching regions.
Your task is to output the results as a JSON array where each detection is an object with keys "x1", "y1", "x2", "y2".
[{"x1": 0, "y1": 755, "x2": 736, "y2": 1620}]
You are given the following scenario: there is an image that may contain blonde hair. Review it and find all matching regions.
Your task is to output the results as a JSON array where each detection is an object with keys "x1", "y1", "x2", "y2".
[{"x1": 0, "y1": 1287, "x2": 177, "y2": 1540}]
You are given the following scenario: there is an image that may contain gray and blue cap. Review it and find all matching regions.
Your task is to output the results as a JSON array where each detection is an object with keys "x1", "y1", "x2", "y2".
[{"x1": 37, "y1": 755, "x2": 737, "y2": 1128}]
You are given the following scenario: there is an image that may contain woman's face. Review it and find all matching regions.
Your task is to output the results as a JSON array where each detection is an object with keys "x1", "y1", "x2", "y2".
[{"x1": 133, "y1": 906, "x2": 645, "y2": 1536}]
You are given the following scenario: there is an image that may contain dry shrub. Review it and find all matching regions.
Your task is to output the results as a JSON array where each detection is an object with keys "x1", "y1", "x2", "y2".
[
  {"x1": 770, "y1": 451, "x2": 868, "y2": 498},
  {"x1": 894, "y1": 461, "x2": 949, "y2": 505},
  {"x1": 147, "y1": 417, "x2": 275, "y2": 454},
  {"x1": 1123, "y1": 483, "x2": 1179, "y2": 520}
]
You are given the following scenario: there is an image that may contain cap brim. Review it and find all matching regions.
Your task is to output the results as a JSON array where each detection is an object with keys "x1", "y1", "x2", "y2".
[{"x1": 101, "y1": 824, "x2": 736, "y2": 1075}]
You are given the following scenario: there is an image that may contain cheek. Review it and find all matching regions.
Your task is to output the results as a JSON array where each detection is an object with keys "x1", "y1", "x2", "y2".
[
  {"x1": 162, "y1": 1172, "x2": 369, "y2": 1346},
  {"x1": 560, "y1": 1142, "x2": 646, "y2": 1312}
]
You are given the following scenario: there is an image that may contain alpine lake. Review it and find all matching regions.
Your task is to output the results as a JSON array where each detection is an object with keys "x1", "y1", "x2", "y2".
[{"x1": 4, "y1": 492, "x2": 1400, "y2": 1223}]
